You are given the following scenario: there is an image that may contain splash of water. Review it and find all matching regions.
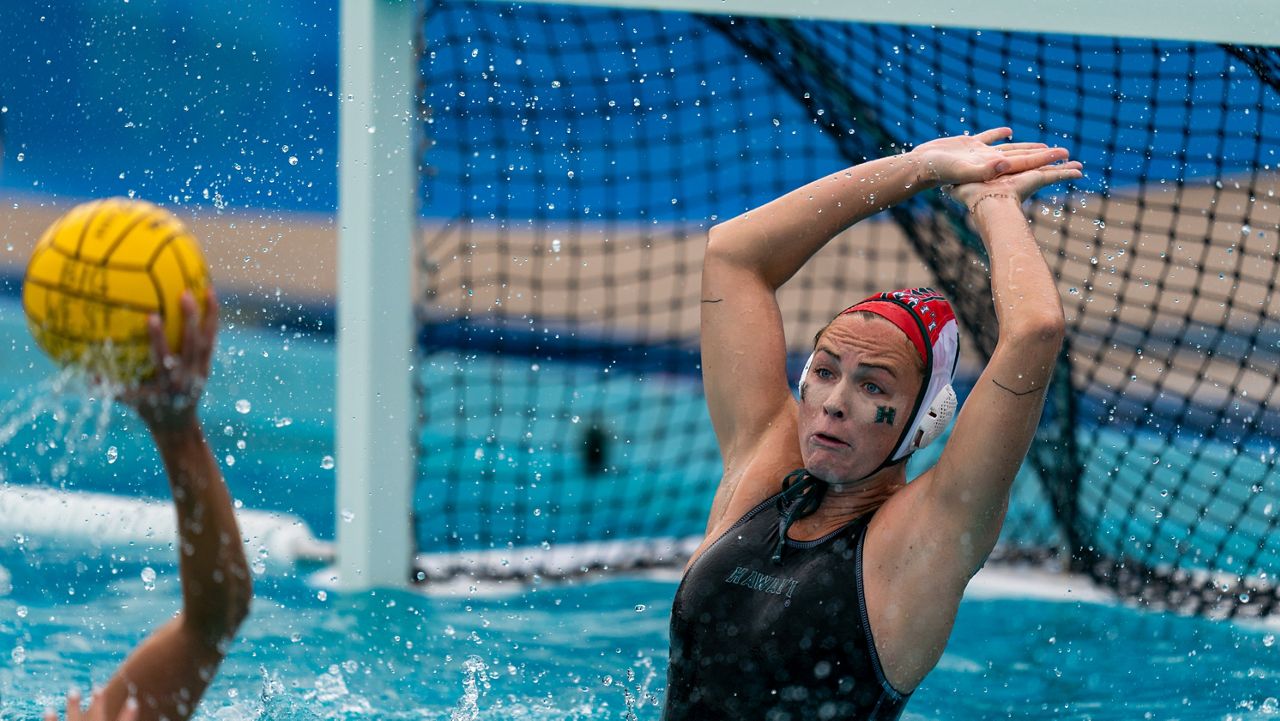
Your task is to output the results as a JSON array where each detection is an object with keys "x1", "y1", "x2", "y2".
[
  {"x1": 308, "y1": 664, "x2": 374, "y2": 716},
  {"x1": 450, "y1": 656, "x2": 492, "y2": 721},
  {"x1": 0, "y1": 367, "x2": 120, "y2": 486},
  {"x1": 605, "y1": 656, "x2": 661, "y2": 721}
]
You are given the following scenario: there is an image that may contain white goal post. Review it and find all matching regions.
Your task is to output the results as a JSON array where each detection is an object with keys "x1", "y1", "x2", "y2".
[
  {"x1": 492, "y1": 0, "x2": 1280, "y2": 46},
  {"x1": 335, "y1": 0, "x2": 417, "y2": 590}
]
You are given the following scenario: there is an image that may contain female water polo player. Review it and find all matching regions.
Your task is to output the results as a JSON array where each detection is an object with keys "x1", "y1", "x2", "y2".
[
  {"x1": 663, "y1": 128, "x2": 1082, "y2": 720},
  {"x1": 44, "y1": 291, "x2": 252, "y2": 721}
]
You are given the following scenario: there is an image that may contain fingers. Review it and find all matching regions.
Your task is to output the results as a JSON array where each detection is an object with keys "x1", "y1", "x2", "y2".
[
  {"x1": 974, "y1": 127, "x2": 1013, "y2": 144},
  {"x1": 997, "y1": 148, "x2": 1057, "y2": 158},
  {"x1": 1032, "y1": 161, "x2": 1084, "y2": 177},
  {"x1": 1017, "y1": 162, "x2": 1084, "y2": 200},
  {"x1": 1045, "y1": 166, "x2": 1084, "y2": 182},
  {"x1": 82, "y1": 688, "x2": 101, "y2": 721},
  {"x1": 198, "y1": 288, "x2": 219, "y2": 375},
  {"x1": 66, "y1": 688, "x2": 84, "y2": 721},
  {"x1": 146, "y1": 314, "x2": 168, "y2": 373},
  {"x1": 1001, "y1": 147, "x2": 1070, "y2": 174},
  {"x1": 115, "y1": 698, "x2": 139, "y2": 721},
  {"x1": 43, "y1": 708, "x2": 58, "y2": 721},
  {"x1": 180, "y1": 291, "x2": 201, "y2": 368},
  {"x1": 995, "y1": 142, "x2": 1050, "y2": 152}
]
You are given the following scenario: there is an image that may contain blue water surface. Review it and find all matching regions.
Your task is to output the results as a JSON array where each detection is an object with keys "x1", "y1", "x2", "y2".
[{"x1": 1, "y1": 560, "x2": 1279, "y2": 721}]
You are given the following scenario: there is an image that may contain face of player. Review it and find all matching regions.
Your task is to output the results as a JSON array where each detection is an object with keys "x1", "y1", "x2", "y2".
[{"x1": 796, "y1": 313, "x2": 924, "y2": 485}]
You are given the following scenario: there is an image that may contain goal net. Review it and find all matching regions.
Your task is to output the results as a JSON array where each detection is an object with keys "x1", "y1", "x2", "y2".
[{"x1": 412, "y1": 0, "x2": 1280, "y2": 617}]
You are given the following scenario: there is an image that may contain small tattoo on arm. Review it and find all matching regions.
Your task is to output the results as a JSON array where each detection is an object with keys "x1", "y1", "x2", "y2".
[
  {"x1": 992, "y1": 379, "x2": 1044, "y2": 396},
  {"x1": 874, "y1": 406, "x2": 896, "y2": 425}
]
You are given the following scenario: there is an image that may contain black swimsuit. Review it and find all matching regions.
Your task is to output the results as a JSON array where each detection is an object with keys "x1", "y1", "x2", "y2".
[{"x1": 663, "y1": 483, "x2": 911, "y2": 721}]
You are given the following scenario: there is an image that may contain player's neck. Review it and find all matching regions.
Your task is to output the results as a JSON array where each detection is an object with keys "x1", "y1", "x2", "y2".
[{"x1": 787, "y1": 469, "x2": 904, "y2": 540}]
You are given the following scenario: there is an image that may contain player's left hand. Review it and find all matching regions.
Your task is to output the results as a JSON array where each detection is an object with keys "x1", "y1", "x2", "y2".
[
  {"x1": 43, "y1": 688, "x2": 138, "y2": 721},
  {"x1": 943, "y1": 160, "x2": 1084, "y2": 210},
  {"x1": 118, "y1": 288, "x2": 218, "y2": 432},
  {"x1": 910, "y1": 128, "x2": 1070, "y2": 187}
]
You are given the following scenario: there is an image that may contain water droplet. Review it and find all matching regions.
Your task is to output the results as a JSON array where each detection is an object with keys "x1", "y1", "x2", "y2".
[
  {"x1": 341, "y1": 509, "x2": 355, "y2": 523},
  {"x1": 141, "y1": 566, "x2": 157, "y2": 591},
  {"x1": 106, "y1": 446, "x2": 118, "y2": 464},
  {"x1": 288, "y1": 156, "x2": 298, "y2": 166},
  {"x1": 15, "y1": 606, "x2": 27, "y2": 619},
  {"x1": 634, "y1": 604, "x2": 647, "y2": 612},
  {"x1": 10, "y1": 646, "x2": 25, "y2": 664},
  {"x1": 551, "y1": 239, "x2": 561, "y2": 253},
  {"x1": 235, "y1": 399, "x2": 251, "y2": 414},
  {"x1": 274, "y1": 416, "x2": 293, "y2": 428},
  {"x1": 317, "y1": 590, "x2": 328, "y2": 601},
  {"x1": 321, "y1": 455, "x2": 335, "y2": 470}
]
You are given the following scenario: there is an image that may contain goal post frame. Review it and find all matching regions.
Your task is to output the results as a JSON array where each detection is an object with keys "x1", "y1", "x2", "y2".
[
  {"x1": 474, "y1": 0, "x2": 1280, "y2": 46},
  {"x1": 335, "y1": 0, "x2": 417, "y2": 591}
]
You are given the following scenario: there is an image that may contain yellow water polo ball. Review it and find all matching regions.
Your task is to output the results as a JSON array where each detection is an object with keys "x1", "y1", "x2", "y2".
[{"x1": 22, "y1": 197, "x2": 211, "y2": 383}]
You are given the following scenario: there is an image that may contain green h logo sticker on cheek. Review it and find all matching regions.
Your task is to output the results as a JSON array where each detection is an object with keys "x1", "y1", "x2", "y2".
[{"x1": 875, "y1": 406, "x2": 896, "y2": 425}]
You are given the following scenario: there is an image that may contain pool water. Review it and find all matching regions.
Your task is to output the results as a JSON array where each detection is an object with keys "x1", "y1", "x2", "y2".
[
  {"x1": 4, "y1": 299, "x2": 1280, "y2": 719},
  {"x1": 1, "y1": 560, "x2": 1279, "y2": 721}
]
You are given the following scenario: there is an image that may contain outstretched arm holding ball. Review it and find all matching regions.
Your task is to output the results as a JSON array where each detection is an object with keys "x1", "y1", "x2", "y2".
[{"x1": 45, "y1": 290, "x2": 252, "y2": 721}]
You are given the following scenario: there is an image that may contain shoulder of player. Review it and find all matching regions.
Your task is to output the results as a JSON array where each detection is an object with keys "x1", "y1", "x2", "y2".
[
  {"x1": 863, "y1": 468, "x2": 980, "y2": 611},
  {"x1": 864, "y1": 469, "x2": 954, "y2": 569}
]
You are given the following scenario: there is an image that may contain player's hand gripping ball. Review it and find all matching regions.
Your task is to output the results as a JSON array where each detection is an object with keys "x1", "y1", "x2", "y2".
[{"x1": 22, "y1": 198, "x2": 211, "y2": 384}]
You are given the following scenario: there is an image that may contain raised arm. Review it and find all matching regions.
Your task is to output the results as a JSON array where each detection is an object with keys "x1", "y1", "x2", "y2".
[
  {"x1": 49, "y1": 290, "x2": 252, "y2": 721},
  {"x1": 917, "y1": 160, "x2": 1083, "y2": 580},
  {"x1": 700, "y1": 128, "x2": 1068, "y2": 529}
]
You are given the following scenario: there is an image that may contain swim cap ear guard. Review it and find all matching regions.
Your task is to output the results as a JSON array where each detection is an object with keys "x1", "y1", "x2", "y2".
[{"x1": 911, "y1": 383, "x2": 957, "y2": 451}]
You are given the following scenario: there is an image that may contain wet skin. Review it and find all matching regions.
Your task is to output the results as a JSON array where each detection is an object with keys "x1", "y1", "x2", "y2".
[{"x1": 797, "y1": 312, "x2": 924, "y2": 487}]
